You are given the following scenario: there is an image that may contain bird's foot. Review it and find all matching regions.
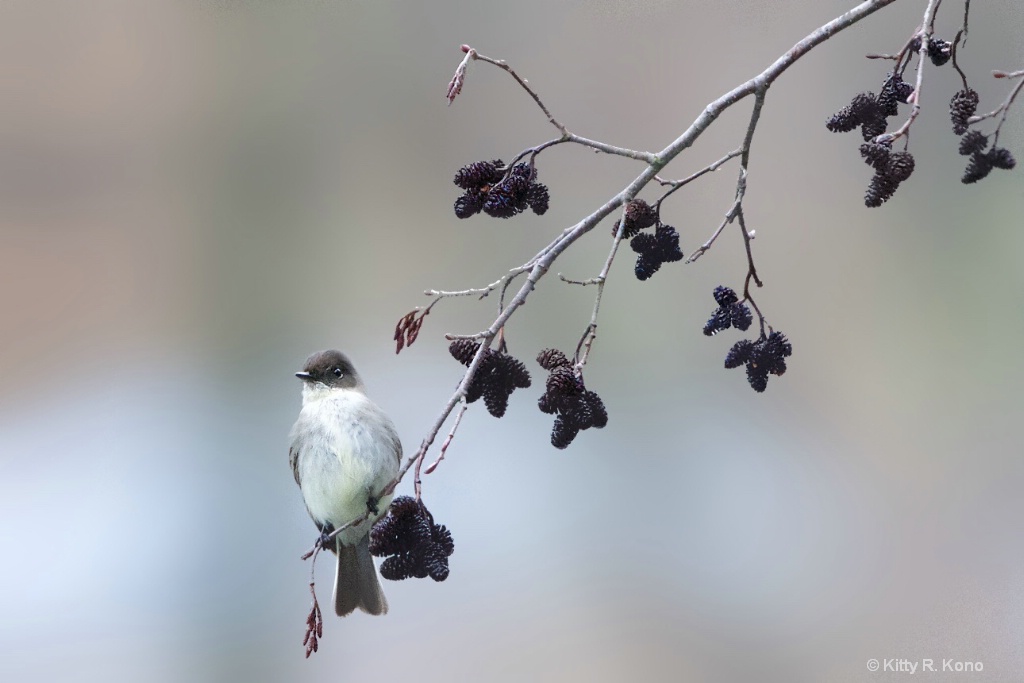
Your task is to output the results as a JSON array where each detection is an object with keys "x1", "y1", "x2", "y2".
[
  {"x1": 317, "y1": 523, "x2": 336, "y2": 550},
  {"x1": 365, "y1": 495, "x2": 381, "y2": 516}
]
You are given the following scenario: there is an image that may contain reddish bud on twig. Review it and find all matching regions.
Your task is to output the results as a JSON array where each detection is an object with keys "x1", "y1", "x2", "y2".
[
  {"x1": 447, "y1": 46, "x2": 476, "y2": 105},
  {"x1": 303, "y1": 584, "x2": 323, "y2": 658},
  {"x1": 394, "y1": 309, "x2": 429, "y2": 354}
]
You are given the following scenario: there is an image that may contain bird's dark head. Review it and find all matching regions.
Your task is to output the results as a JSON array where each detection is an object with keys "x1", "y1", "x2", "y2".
[{"x1": 296, "y1": 350, "x2": 362, "y2": 391}]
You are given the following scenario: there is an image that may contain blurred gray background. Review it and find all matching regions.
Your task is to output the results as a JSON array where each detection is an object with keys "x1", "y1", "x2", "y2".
[{"x1": 1, "y1": 1, "x2": 1022, "y2": 681}]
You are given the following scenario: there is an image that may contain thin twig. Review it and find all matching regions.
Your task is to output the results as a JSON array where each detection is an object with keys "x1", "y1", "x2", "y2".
[
  {"x1": 969, "y1": 70, "x2": 1024, "y2": 146},
  {"x1": 865, "y1": 32, "x2": 919, "y2": 63},
  {"x1": 951, "y1": 30, "x2": 968, "y2": 89},
  {"x1": 735, "y1": 88, "x2": 767, "y2": 331},
  {"x1": 654, "y1": 149, "x2": 742, "y2": 188},
  {"x1": 738, "y1": 209, "x2": 763, "y2": 292},
  {"x1": 654, "y1": 149, "x2": 743, "y2": 215},
  {"x1": 881, "y1": 0, "x2": 943, "y2": 145},
  {"x1": 425, "y1": 267, "x2": 531, "y2": 303},
  {"x1": 506, "y1": 137, "x2": 570, "y2": 170},
  {"x1": 564, "y1": 134, "x2": 656, "y2": 163},
  {"x1": 685, "y1": 169, "x2": 746, "y2": 264},
  {"x1": 456, "y1": 47, "x2": 657, "y2": 164},
  {"x1": 927, "y1": 0, "x2": 943, "y2": 31},
  {"x1": 424, "y1": 400, "x2": 469, "y2": 476},
  {"x1": 469, "y1": 49, "x2": 568, "y2": 135},
  {"x1": 962, "y1": 0, "x2": 971, "y2": 44},
  {"x1": 498, "y1": 266, "x2": 533, "y2": 312},
  {"x1": 737, "y1": 207, "x2": 767, "y2": 337},
  {"x1": 444, "y1": 331, "x2": 491, "y2": 341},
  {"x1": 558, "y1": 274, "x2": 602, "y2": 286},
  {"x1": 413, "y1": 263, "x2": 535, "y2": 329},
  {"x1": 573, "y1": 209, "x2": 632, "y2": 368},
  {"x1": 685, "y1": 87, "x2": 764, "y2": 264}
]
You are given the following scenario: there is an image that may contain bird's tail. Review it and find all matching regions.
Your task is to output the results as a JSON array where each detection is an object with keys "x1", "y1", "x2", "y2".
[{"x1": 334, "y1": 534, "x2": 388, "y2": 616}]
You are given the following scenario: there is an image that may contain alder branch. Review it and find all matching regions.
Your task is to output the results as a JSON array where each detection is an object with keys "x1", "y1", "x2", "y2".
[
  {"x1": 465, "y1": 46, "x2": 568, "y2": 134},
  {"x1": 738, "y1": 207, "x2": 767, "y2": 336},
  {"x1": 565, "y1": 204, "x2": 634, "y2": 370},
  {"x1": 424, "y1": 263, "x2": 533, "y2": 307},
  {"x1": 654, "y1": 149, "x2": 742, "y2": 192},
  {"x1": 880, "y1": 0, "x2": 942, "y2": 145},
  {"x1": 453, "y1": 45, "x2": 657, "y2": 163},
  {"x1": 424, "y1": 278, "x2": 507, "y2": 302},
  {"x1": 423, "y1": 399, "x2": 468, "y2": 476},
  {"x1": 306, "y1": 0, "x2": 900, "y2": 561},
  {"x1": 962, "y1": 0, "x2": 971, "y2": 43},
  {"x1": 992, "y1": 69, "x2": 1024, "y2": 80},
  {"x1": 685, "y1": 168, "x2": 745, "y2": 265},
  {"x1": 970, "y1": 68, "x2": 1024, "y2": 146},
  {"x1": 736, "y1": 89, "x2": 767, "y2": 328},
  {"x1": 684, "y1": 89, "x2": 765, "y2": 265}
]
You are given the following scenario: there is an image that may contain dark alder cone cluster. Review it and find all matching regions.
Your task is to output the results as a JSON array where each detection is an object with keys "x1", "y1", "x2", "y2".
[
  {"x1": 448, "y1": 339, "x2": 532, "y2": 417},
  {"x1": 369, "y1": 496, "x2": 454, "y2": 582},
  {"x1": 703, "y1": 286, "x2": 753, "y2": 336},
  {"x1": 926, "y1": 37, "x2": 952, "y2": 66},
  {"x1": 826, "y1": 92, "x2": 888, "y2": 141},
  {"x1": 524, "y1": 182, "x2": 550, "y2": 215},
  {"x1": 949, "y1": 89, "x2": 979, "y2": 136},
  {"x1": 958, "y1": 131, "x2": 1017, "y2": 184},
  {"x1": 724, "y1": 331, "x2": 793, "y2": 393},
  {"x1": 611, "y1": 198, "x2": 658, "y2": 238},
  {"x1": 877, "y1": 72, "x2": 915, "y2": 116},
  {"x1": 907, "y1": 35, "x2": 952, "y2": 66},
  {"x1": 454, "y1": 159, "x2": 504, "y2": 190},
  {"x1": 827, "y1": 73, "x2": 914, "y2": 142},
  {"x1": 860, "y1": 142, "x2": 915, "y2": 207},
  {"x1": 453, "y1": 159, "x2": 503, "y2": 219},
  {"x1": 630, "y1": 224, "x2": 684, "y2": 280},
  {"x1": 536, "y1": 348, "x2": 608, "y2": 449},
  {"x1": 453, "y1": 160, "x2": 550, "y2": 219}
]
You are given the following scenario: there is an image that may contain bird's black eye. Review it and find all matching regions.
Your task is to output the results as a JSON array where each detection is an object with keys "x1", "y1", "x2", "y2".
[{"x1": 333, "y1": 367, "x2": 343, "y2": 378}]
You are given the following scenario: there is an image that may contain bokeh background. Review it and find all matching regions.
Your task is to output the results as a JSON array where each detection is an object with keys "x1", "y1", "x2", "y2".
[{"x1": 2, "y1": 1, "x2": 1022, "y2": 681}]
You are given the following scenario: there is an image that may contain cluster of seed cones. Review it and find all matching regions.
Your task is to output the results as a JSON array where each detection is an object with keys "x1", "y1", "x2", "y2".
[
  {"x1": 611, "y1": 198, "x2": 657, "y2": 238},
  {"x1": 448, "y1": 340, "x2": 532, "y2": 417},
  {"x1": 703, "y1": 286, "x2": 752, "y2": 336},
  {"x1": 825, "y1": 70, "x2": 922, "y2": 206},
  {"x1": 949, "y1": 88, "x2": 979, "y2": 136},
  {"x1": 612, "y1": 199, "x2": 683, "y2": 280},
  {"x1": 826, "y1": 72, "x2": 914, "y2": 142},
  {"x1": 369, "y1": 496, "x2": 454, "y2": 582},
  {"x1": 724, "y1": 331, "x2": 793, "y2": 393},
  {"x1": 860, "y1": 142, "x2": 916, "y2": 207},
  {"x1": 536, "y1": 348, "x2": 608, "y2": 449},
  {"x1": 701, "y1": 285, "x2": 793, "y2": 392},
  {"x1": 453, "y1": 160, "x2": 550, "y2": 219},
  {"x1": 910, "y1": 35, "x2": 952, "y2": 67},
  {"x1": 948, "y1": 84, "x2": 1016, "y2": 183},
  {"x1": 957, "y1": 130, "x2": 1016, "y2": 183}
]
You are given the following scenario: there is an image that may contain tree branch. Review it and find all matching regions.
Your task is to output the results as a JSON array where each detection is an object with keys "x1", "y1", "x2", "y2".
[
  {"x1": 970, "y1": 68, "x2": 1024, "y2": 145},
  {"x1": 881, "y1": 0, "x2": 942, "y2": 145},
  {"x1": 307, "y1": 0, "x2": 900, "y2": 561}
]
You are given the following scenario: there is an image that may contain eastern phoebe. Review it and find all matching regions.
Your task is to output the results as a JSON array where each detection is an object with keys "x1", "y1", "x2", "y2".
[{"x1": 289, "y1": 350, "x2": 401, "y2": 616}]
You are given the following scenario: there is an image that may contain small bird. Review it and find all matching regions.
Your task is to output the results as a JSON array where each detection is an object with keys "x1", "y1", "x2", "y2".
[{"x1": 289, "y1": 350, "x2": 401, "y2": 616}]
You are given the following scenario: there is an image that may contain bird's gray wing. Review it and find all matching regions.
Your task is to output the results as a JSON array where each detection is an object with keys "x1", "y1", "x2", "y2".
[
  {"x1": 289, "y1": 444, "x2": 301, "y2": 487},
  {"x1": 384, "y1": 417, "x2": 403, "y2": 465}
]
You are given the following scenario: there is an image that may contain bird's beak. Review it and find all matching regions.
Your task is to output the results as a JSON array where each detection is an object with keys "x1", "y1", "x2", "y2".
[{"x1": 295, "y1": 371, "x2": 312, "y2": 381}]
